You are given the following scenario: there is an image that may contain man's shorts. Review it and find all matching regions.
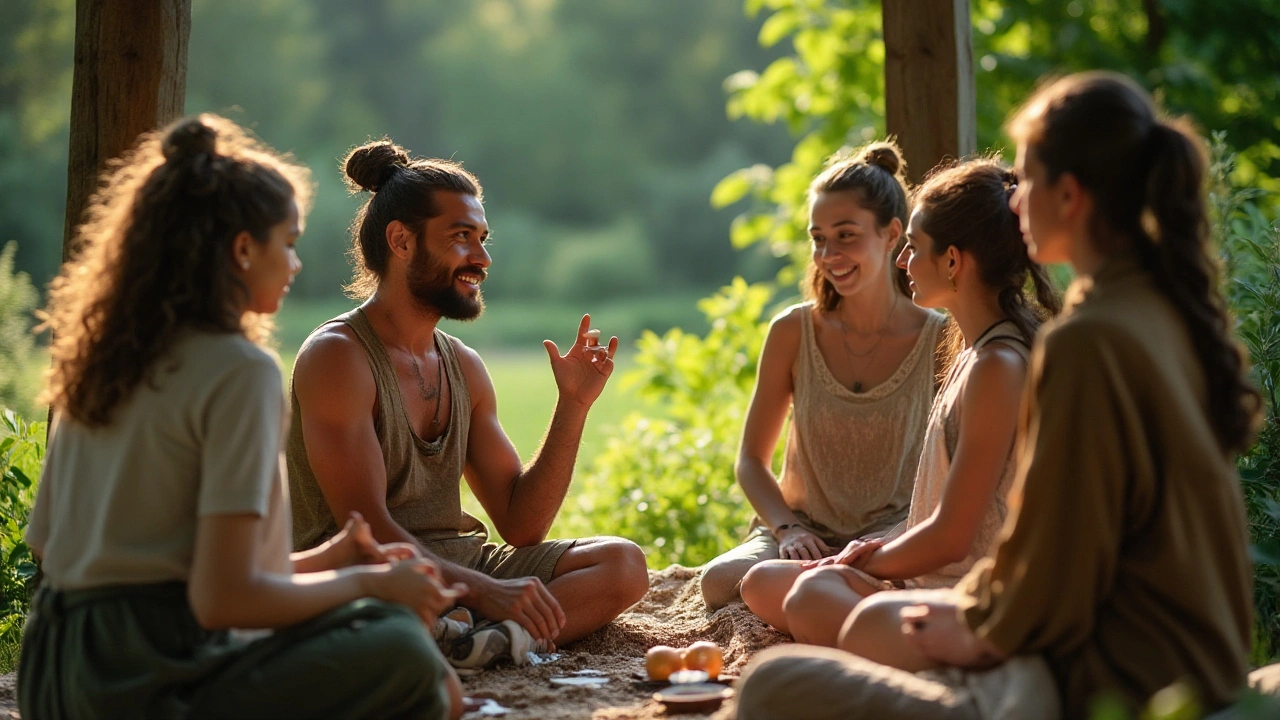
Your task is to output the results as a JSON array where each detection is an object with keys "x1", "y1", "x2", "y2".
[{"x1": 422, "y1": 534, "x2": 577, "y2": 584}]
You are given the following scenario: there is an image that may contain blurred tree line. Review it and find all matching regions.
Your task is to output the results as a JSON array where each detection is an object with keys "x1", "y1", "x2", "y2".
[
  {"x1": 3, "y1": 0, "x2": 1276, "y2": 314},
  {"x1": 0, "y1": 0, "x2": 794, "y2": 305}
]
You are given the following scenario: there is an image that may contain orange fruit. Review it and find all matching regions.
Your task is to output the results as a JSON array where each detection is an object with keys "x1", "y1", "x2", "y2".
[
  {"x1": 645, "y1": 645, "x2": 685, "y2": 682},
  {"x1": 682, "y1": 641, "x2": 723, "y2": 679}
]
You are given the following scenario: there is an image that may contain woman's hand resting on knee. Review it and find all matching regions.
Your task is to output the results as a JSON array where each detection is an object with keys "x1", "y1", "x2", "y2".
[
  {"x1": 803, "y1": 538, "x2": 882, "y2": 570},
  {"x1": 777, "y1": 527, "x2": 834, "y2": 561},
  {"x1": 900, "y1": 602, "x2": 1004, "y2": 669}
]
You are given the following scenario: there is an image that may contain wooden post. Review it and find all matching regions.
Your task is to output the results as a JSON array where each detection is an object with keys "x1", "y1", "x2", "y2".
[
  {"x1": 62, "y1": 0, "x2": 191, "y2": 261},
  {"x1": 882, "y1": 0, "x2": 976, "y2": 184}
]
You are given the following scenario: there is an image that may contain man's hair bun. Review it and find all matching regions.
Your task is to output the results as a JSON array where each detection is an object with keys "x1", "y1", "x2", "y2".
[{"x1": 344, "y1": 140, "x2": 411, "y2": 193}]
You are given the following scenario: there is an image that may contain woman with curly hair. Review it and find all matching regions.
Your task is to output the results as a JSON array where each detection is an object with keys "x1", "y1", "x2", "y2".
[
  {"x1": 20, "y1": 114, "x2": 465, "y2": 720},
  {"x1": 736, "y1": 72, "x2": 1262, "y2": 719}
]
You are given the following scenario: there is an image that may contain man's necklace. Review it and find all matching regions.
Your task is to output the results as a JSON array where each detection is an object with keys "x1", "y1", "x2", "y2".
[
  {"x1": 411, "y1": 337, "x2": 445, "y2": 432},
  {"x1": 838, "y1": 293, "x2": 900, "y2": 394}
]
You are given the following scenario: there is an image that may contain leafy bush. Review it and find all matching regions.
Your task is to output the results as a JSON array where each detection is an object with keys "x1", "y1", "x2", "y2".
[
  {"x1": 712, "y1": 0, "x2": 886, "y2": 285},
  {"x1": 1214, "y1": 134, "x2": 1280, "y2": 664},
  {"x1": 1, "y1": 407, "x2": 45, "y2": 671},
  {"x1": 565, "y1": 278, "x2": 778, "y2": 567},
  {"x1": 0, "y1": 241, "x2": 39, "y2": 416}
]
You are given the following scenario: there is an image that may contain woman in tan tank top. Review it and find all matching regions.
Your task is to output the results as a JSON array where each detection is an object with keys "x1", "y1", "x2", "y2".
[
  {"x1": 700, "y1": 140, "x2": 947, "y2": 610},
  {"x1": 739, "y1": 159, "x2": 1061, "y2": 652}
]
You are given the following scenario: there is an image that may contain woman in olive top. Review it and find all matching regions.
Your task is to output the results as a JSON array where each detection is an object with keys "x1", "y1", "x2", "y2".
[
  {"x1": 21, "y1": 114, "x2": 466, "y2": 720},
  {"x1": 736, "y1": 71, "x2": 1260, "y2": 719}
]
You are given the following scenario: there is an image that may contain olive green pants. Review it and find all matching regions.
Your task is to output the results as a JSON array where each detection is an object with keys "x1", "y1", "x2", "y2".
[{"x1": 19, "y1": 582, "x2": 451, "y2": 719}]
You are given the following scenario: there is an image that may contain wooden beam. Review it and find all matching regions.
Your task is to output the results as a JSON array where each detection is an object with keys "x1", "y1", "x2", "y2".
[
  {"x1": 62, "y1": 0, "x2": 191, "y2": 261},
  {"x1": 882, "y1": 0, "x2": 976, "y2": 184}
]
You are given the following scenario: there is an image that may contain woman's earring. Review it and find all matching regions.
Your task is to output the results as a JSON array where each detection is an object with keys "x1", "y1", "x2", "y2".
[
  {"x1": 949, "y1": 273, "x2": 957, "y2": 292},
  {"x1": 241, "y1": 259, "x2": 250, "y2": 270}
]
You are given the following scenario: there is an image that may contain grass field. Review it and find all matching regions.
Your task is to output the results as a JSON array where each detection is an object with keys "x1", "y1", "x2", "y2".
[{"x1": 272, "y1": 292, "x2": 710, "y2": 354}]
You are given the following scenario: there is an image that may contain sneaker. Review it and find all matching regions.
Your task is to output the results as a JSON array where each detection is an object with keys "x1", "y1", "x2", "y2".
[
  {"x1": 433, "y1": 607, "x2": 474, "y2": 645},
  {"x1": 446, "y1": 619, "x2": 552, "y2": 673}
]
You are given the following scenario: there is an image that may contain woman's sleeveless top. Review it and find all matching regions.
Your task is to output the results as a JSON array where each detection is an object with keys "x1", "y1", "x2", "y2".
[
  {"x1": 776, "y1": 304, "x2": 946, "y2": 541},
  {"x1": 906, "y1": 319, "x2": 1030, "y2": 589}
]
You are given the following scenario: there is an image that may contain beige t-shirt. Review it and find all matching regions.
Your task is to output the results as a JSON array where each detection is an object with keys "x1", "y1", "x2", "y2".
[{"x1": 27, "y1": 331, "x2": 292, "y2": 590}]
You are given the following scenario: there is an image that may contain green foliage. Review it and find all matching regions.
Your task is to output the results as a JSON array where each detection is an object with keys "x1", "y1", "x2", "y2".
[
  {"x1": 1087, "y1": 681, "x2": 1280, "y2": 720},
  {"x1": 713, "y1": 0, "x2": 886, "y2": 283},
  {"x1": 0, "y1": 0, "x2": 75, "y2": 288},
  {"x1": 565, "y1": 279, "x2": 776, "y2": 567},
  {"x1": 966, "y1": 0, "x2": 1280, "y2": 201},
  {"x1": 717, "y1": 0, "x2": 1280, "y2": 286},
  {"x1": 0, "y1": 241, "x2": 39, "y2": 416},
  {"x1": 1, "y1": 407, "x2": 45, "y2": 670},
  {"x1": 1214, "y1": 135, "x2": 1280, "y2": 664}
]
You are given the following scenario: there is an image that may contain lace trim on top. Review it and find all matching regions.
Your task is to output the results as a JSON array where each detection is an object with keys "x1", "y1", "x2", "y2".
[{"x1": 804, "y1": 306, "x2": 946, "y2": 402}]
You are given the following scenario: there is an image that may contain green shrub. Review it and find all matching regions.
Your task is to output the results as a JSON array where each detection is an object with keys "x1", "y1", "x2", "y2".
[
  {"x1": 565, "y1": 278, "x2": 778, "y2": 567},
  {"x1": 1, "y1": 407, "x2": 45, "y2": 671},
  {"x1": 0, "y1": 241, "x2": 40, "y2": 417},
  {"x1": 1214, "y1": 133, "x2": 1280, "y2": 664}
]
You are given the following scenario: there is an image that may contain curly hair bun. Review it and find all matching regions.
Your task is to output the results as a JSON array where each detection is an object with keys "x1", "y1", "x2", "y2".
[
  {"x1": 857, "y1": 141, "x2": 905, "y2": 178},
  {"x1": 161, "y1": 115, "x2": 219, "y2": 161},
  {"x1": 344, "y1": 140, "x2": 411, "y2": 193}
]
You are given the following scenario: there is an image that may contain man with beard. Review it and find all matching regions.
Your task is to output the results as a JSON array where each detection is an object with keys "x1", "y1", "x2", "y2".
[{"x1": 286, "y1": 140, "x2": 649, "y2": 671}]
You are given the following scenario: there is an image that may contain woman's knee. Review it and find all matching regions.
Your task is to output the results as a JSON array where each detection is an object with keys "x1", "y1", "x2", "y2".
[
  {"x1": 739, "y1": 560, "x2": 785, "y2": 610},
  {"x1": 700, "y1": 558, "x2": 754, "y2": 610},
  {"x1": 779, "y1": 568, "x2": 815, "y2": 617},
  {"x1": 838, "y1": 592, "x2": 904, "y2": 654}
]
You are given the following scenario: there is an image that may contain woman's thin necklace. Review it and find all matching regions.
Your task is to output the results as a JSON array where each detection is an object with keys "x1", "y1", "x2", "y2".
[{"x1": 838, "y1": 293, "x2": 900, "y2": 393}]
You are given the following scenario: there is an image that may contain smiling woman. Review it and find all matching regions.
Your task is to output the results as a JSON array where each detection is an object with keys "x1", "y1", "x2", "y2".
[{"x1": 699, "y1": 140, "x2": 947, "y2": 613}]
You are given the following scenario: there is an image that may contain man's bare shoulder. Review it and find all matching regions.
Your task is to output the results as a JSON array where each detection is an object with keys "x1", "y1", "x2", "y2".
[
  {"x1": 293, "y1": 323, "x2": 375, "y2": 396},
  {"x1": 439, "y1": 332, "x2": 492, "y2": 388}
]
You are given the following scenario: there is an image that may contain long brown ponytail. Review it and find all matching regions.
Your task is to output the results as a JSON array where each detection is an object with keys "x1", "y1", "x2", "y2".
[{"x1": 1010, "y1": 71, "x2": 1261, "y2": 453}]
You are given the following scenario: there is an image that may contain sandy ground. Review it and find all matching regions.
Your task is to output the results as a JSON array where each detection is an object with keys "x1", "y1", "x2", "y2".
[
  {"x1": 0, "y1": 673, "x2": 15, "y2": 720},
  {"x1": 457, "y1": 564, "x2": 787, "y2": 719},
  {"x1": 0, "y1": 565, "x2": 787, "y2": 719}
]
